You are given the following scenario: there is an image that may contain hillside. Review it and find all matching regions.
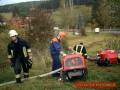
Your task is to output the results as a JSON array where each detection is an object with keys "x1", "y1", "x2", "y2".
[
  {"x1": 0, "y1": 0, "x2": 93, "y2": 16},
  {"x1": 0, "y1": 0, "x2": 60, "y2": 16}
]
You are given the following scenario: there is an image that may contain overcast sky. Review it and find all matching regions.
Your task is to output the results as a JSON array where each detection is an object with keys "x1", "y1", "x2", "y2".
[{"x1": 0, "y1": 0, "x2": 43, "y2": 6}]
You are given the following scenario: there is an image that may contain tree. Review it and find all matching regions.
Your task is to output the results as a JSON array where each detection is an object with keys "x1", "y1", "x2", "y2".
[
  {"x1": 92, "y1": 0, "x2": 102, "y2": 27},
  {"x1": 27, "y1": 9, "x2": 54, "y2": 51},
  {"x1": 108, "y1": 0, "x2": 120, "y2": 28},
  {"x1": 12, "y1": 6, "x2": 20, "y2": 17},
  {"x1": 0, "y1": 14, "x2": 4, "y2": 30},
  {"x1": 92, "y1": 0, "x2": 120, "y2": 28},
  {"x1": 0, "y1": 14, "x2": 3, "y2": 22},
  {"x1": 97, "y1": 0, "x2": 111, "y2": 28},
  {"x1": 77, "y1": 14, "x2": 86, "y2": 36},
  {"x1": 50, "y1": 0, "x2": 60, "y2": 10}
]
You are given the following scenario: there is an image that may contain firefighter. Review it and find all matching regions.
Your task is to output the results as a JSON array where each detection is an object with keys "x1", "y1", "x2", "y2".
[
  {"x1": 7, "y1": 30, "x2": 32, "y2": 83},
  {"x1": 50, "y1": 32, "x2": 66, "y2": 79},
  {"x1": 73, "y1": 42, "x2": 87, "y2": 59}
]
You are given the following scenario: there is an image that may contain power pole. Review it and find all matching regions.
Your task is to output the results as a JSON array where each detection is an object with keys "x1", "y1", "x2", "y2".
[
  {"x1": 69, "y1": 0, "x2": 73, "y2": 10},
  {"x1": 60, "y1": 0, "x2": 66, "y2": 9}
]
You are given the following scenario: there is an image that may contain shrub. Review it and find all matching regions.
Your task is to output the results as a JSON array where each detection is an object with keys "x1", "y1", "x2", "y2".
[
  {"x1": 27, "y1": 9, "x2": 54, "y2": 51},
  {"x1": 105, "y1": 36, "x2": 120, "y2": 50}
]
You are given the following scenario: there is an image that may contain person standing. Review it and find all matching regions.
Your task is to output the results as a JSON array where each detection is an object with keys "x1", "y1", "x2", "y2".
[
  {"x1": 50, "y1": 32, "x2": 66, "y2": 79},
  {"x1": 7, "y1": 30, "x2": 32, "y2": 83}
]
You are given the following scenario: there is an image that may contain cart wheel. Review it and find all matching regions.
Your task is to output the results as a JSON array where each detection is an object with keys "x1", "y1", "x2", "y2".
[
  {"x1": 104, "y1": 59, "x2": 110, "y2": 66},
  {"x1": 67, "y1": 72, "x2": 72, "y2": 81},
  {"x1": 67, "y1": 69, "x2": 88, "y2": 81},
  {"x1": 62, "y1": 71, "x2": 68, "y2": 82},
  {"x1": 97, "y1": 58, "x2": 103, "y2": 66},
  {"x1": 117, "y1": 58, "x2": 120, "y2": 63},
  {"x1": 82, "y1": 69, "x2": 88, "y2": 80}
]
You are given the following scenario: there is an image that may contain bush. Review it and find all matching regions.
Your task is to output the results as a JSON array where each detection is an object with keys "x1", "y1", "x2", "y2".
[
  {"x1": 27, "y1": 9, "x2": 54, "y2": 51},
  {"x1": 61, "y1": 39, "x2": 69, "y2": 52},
  {"x1": 80, "y1": 28, "x2": 86, "y2": 36},
  {"x1": 0, "y1": 31, "x2": 9, "y2": 63},
  {"x1": 0, "y1": 14, "x2": 9, "y2": 32},
  {"x1": 105, "y1": 36, "x2": 120, "y2": 50}
]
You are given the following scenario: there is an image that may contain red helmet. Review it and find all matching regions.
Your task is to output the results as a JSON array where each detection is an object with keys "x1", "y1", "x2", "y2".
[{"x1": 58, "y1": 32, "x2": 66, "y2": 39}]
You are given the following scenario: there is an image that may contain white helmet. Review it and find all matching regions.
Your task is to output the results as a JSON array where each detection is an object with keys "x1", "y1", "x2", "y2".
[{"x1": 9, "y1": 30, "x2": 18, "y2": 37}]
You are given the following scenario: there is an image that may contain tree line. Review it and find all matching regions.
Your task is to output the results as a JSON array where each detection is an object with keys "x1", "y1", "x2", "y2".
[
  {"x1": 0, "y1": 0, "x2": 120, "y2": 28},
  {"x1": 0, "y1": 0, "x2": 92, "y2": 14},
  {"x1": 92, "y1": 0, "x2": 120, "y2": 28}
]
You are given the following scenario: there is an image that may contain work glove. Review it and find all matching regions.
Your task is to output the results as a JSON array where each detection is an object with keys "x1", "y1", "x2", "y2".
[
  {"x1": 63, "y1": 53, "x2": 66, "y2": 56},
  {"x1": 27, "y1": 59, "x2": 33, "y2": 69},
  {"x1": 10, "y1": 59, "x2": 15, "y2": 67},
  {"x1": 60, "y1": 51, "x2": 66, "y2": 56},
  {"x1": 84, "y1": 55, "x2": 87, "y2": 59},
  {"x1": 29, "y1": 56, "x2": 32, "y2": 60}
]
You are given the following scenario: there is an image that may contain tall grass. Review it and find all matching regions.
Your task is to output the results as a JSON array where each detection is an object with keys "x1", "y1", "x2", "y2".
[
  {"x1": 0, "y1": 33, "x2": 120, "y2": 90},
  {"x1": 105, "y1": 36, "x2": 120, "y2": 50},
  {"x1": 0, "y1": 31, "x2": 9, "y2": 63}
]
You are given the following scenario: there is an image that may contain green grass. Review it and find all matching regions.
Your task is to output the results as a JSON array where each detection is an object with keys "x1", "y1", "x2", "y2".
[
  {"x1": 0, "y1": 62, "x2": 120, "y2": 90},
  {"x1": 0, "y1": 31, "x2": 9, "y2": 63},
  {"x1": 0, "y1": 68, "x2": 14, "y2": 83},
  {"x1": 0, "y1": 32, "x2": 120, "y2": 90},
  {"x1": 0, "y1": 12, "x2": 12, "y2": 20}
]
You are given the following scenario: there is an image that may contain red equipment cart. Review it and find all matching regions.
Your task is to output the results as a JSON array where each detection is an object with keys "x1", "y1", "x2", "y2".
[
  {"x1": 61, "y1": 54, "x2": 87, "y2": 81},
  {"x1": 96, "y1": 49, "x2": 119, "y2": 66}
]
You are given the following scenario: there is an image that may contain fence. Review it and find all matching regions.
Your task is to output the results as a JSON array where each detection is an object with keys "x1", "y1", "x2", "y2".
[
  {"x1": 100, "y1": 29, "x2": 120, "y2": 34},
  {"x1": 0, "y1": 61, "x2": 10, "y2": 72}
]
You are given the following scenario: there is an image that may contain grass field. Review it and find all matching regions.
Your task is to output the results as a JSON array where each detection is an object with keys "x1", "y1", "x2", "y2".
[
  {"x1": 0, "y1": 32, "x2": 120, "y2": 90},
  {"x1": 0, "y1": 13, "x2": 12, "y2": 20},
  {"x1": 0, "y1": 31, "x2": 9, "y2": 63},
  {"x1": 52, "y1": 5, "x2": 92, "y2": 28}
]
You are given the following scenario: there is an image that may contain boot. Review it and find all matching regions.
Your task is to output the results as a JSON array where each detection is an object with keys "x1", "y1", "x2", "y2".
[
  {"x1": 16, "y1": 78, "x2": 22, "y2": 83},
  {"x1": 24, "y1": 75, "x2": 29, "y2": 78}
]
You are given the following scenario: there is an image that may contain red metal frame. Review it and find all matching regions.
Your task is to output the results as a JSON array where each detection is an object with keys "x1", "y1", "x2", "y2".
[
  {"x1": 98, "y1": 50, "x2": 118, "y2": 64},
  {"x1": 61, "y1": 54, "x2": 87, "y2": 71}
]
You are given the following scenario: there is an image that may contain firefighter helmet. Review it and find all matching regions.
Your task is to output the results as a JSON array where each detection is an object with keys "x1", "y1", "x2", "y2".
[{"x1": 9, "y1": 30, "x2": 18, "y2": 37}]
